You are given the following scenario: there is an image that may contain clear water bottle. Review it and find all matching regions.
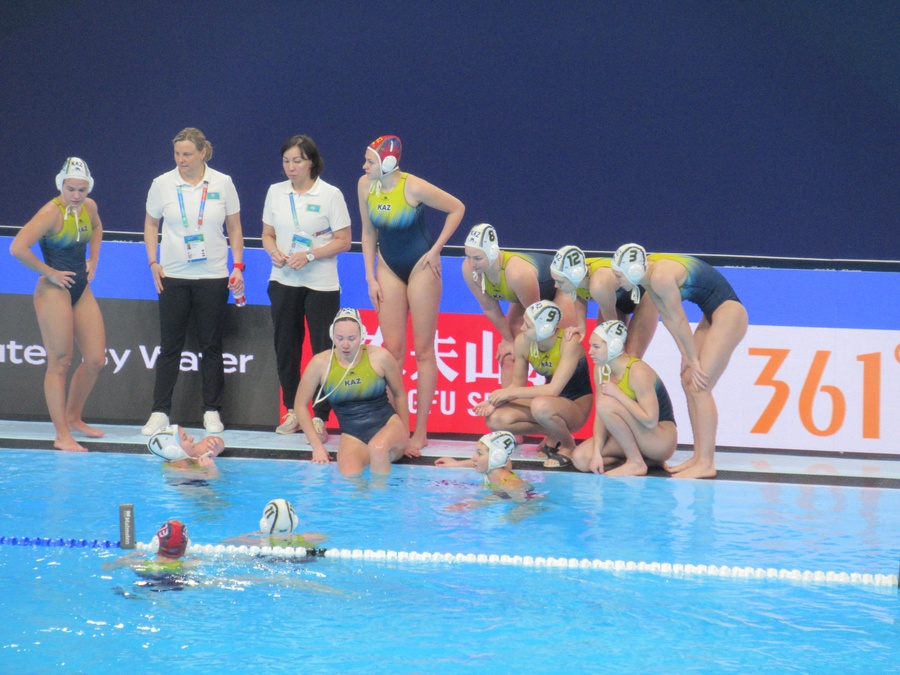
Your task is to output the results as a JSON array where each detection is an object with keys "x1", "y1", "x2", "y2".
[{"x1": 234, "y1": 291, "x2": 246, "y2": 307}]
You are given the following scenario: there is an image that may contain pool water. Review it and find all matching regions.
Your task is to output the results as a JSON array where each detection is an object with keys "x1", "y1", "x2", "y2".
[{"x1": 0, "y1": 450, "x2": 898, "y2": 672}]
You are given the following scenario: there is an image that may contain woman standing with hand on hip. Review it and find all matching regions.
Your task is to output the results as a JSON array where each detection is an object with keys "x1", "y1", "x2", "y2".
[
  {"x1": 262, "y1": 134, "x2": 351, "y2": 438},
  {"x1": 358, "y1": 135, "x2": 465, "y2": 454},
  {"x1": 10, "y1": 158, "x2": 107, "y2": 452},
  {"x1": 141, "y1": 128, "x2": 245, "y2": 436}
]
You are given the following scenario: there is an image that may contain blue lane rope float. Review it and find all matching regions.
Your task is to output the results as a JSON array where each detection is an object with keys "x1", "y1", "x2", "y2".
[
  {"x1": 0, "y1": 536, "x2": 119, "y2": 548},
  {"x1": 129, "y1": 541, "x2": 898, "y2": 588}
]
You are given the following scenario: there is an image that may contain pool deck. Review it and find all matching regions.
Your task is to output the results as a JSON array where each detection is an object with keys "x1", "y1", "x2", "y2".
[{"x1": 2, "y1": 419, "x2": 898, "y2": 489}]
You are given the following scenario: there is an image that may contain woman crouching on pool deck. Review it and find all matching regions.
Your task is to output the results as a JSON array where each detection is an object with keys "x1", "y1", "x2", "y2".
[
  {"x1": 147, "y1": 424, "x2": 225, "y2": 478},
  {"x1": 571, "y1": 321, "x2": 677, "y2": 476},
  {"x1": 293, "y1": 308, "x2": 410, "y2": 476},
  {"x1": 473, "y1": 300, "x2": 593, "y2": 469}
]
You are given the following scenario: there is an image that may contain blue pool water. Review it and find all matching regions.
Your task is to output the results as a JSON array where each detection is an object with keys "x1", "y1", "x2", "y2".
[{"x1": 0, "y1": 450, "x2": 898, "y2": 673}]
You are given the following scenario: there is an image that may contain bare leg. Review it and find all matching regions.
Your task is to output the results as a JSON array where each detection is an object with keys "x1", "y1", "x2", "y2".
[
  {"x1": 529, "y1": 395, "x2": 592, "y2": 457},
  {"x1": 67, "y1": 289, "x2": 106, "y2": 438},
  {"x1": 367, "y1": 416, "x2": 408, "y2": 475},
  {"x1": 34, "y1": 282, "x2": 86, "y2": 452},
  {"x1": 406, "y1": 262, "x2": 443, "y2": 453},
  {"x1": 602, "y1": 407, "x2": 648, "y2": 477}
]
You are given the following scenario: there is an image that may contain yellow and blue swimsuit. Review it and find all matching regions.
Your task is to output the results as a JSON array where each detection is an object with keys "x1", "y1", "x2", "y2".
[
  {"x1": 648, "y1": 253, "x2": 741, "y2": 322},
  {"x1": 40, "y1": 198, "x2": 92, "y2": 304},
  {"x1": 527, "y1": 329, "x2": 593, "y2": 401},
  {"x1": 367, "y1": 173, "x2": 432, "y2": 283},
  {"x1": 323, "y1": 346, "x2": 396, "y2": 444},
  {"x1": 614, "y1": 357, "x2": 676, "y2": 424},
  {"x1": 484, "y1": 250, "x2": 556, "y2": 303}
]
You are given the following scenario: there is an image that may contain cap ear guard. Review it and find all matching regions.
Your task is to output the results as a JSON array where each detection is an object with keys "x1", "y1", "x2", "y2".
[
  {"x1": 259, "y1": 499, "x2": 299, "y2": 535},
  {"x1": 329, "y1": 308, "x2": 368, "y2": 342},
  {"x1": 368, "y1": 135, "x2": 402, "y2": 177},
  {"x1": 525, "y1": 300, "x2": 561, "y2": 340},
  {"x1": 147, "y1": 425, "x2": 190, "y2": 462},
  {"x1": 55, "y1": 157, "x2": 94, "y2": 193},
  {"x1": 611, "y1": 243, "x2": 648, "y2": 285},
  {"x1": 593, "y1": 319, "x2": 627, "y2": 362},
  {"x1": 465, "y1": 223, "x2": 500, "y2": 264},
  {"x1": 551, "y1": 245, "x2": 587, "y2": 287},
  {"x1": 480, "y1": 431, "x2": 517, "y2": 471}
]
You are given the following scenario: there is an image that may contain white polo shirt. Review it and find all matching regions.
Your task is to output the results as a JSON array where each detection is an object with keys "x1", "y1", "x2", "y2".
[
  {"x1": 262, "y1": 177, "x2": 351, "y2": 291},
  {"x1": 146, "y1": 165, "x2": 241, "y2": 279}
]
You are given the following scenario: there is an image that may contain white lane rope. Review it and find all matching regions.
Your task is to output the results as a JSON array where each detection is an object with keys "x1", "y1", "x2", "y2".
[{"x1": 135, "y1": 542, "x2": 898, "y2": 588}]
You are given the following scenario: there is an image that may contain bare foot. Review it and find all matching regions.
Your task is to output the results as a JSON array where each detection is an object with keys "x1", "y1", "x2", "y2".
[
  {"x1": 606, "y1": 461, "x2": 648, "y2": 477},
  {"x1": 69, "y1": 420, "x2": 105, "y2": 438},
  {"x1": 665, "y1": 456, "x2": 697, "y2": 474},
  {"x1": 408, "y1": 433, "x2": 428, "y2": 456},
  {"x1": 672, "y1": 463, "x2": 716, "y2": 479},
  {"x1": 54, "y1": 437, "x2": 88, "y2": 452}
]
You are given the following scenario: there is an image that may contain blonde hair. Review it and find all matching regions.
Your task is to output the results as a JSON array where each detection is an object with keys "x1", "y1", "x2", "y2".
[{"x1": 172, "y1": 127, "x2": 213, "y2": 161}]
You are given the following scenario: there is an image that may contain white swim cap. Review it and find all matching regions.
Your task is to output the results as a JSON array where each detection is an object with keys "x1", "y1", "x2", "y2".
[
  {"x1": 551, "y1": 245, "x2": 588, "y2": 288},
  {"x1": 259, "y1": 499, "x2": 299, "y2": 535},
  {"x1": 55, "y1": 157, "x2": 94, "y2": 192},
  {"x1": 147, "y1": 425, "x2": 189, "y2": 462},
  {"x1": 525, "y1": 300, "x2": 561, "y2": 340},
  {"x1": 611, "y1": 243, "x2": 647, "y2": 303},
  {"x1": 329, "y1": 308, "x2": 367, "y2": 342},
  {"x1": 480, "y1": 431, "x2": 517, "y2": 472},
  {"x1": 465, "y1": 223, "x2": 500, "y2": 264},
  {"x1": 592, "y1": 319, "x2": 627, "y2": 362}
]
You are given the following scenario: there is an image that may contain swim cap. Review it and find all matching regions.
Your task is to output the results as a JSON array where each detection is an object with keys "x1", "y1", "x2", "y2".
[
  {"x1": 592, "y1": 319, "x2": 627, "y2": 362},
  {"x1": 153, "y1": 520, "x2": 189, "y2": 558},
  {"x1": 465, "y1": 223, "x2": 500, "y2": 264},
  {"x1": 551, "y1": 245, "x2": 588, "y2": 289},
  {"x1": 611, "y1": 243, "x2": 647, "y2": 303},
  {"x1": 480, "y1": 431, "x2": 517, "y2": 472},
  {"x1": 368, "y1": 135, "x2": 402, "y2": 177},
  {"x1": 147, "y1": 425, "x2": 190, "y2": 462},
  {"x1": 525, "y1": 300, "x2": 561, "y2": 340},
  {"x1": 329, "y1": 308, "x2": 368, "y2": 342},
  {"x1": 55, "y1": 157, "x2": 94, "y2": 192},
  {"x1": 259, "y1": 499, "x2": 299, "y2": 535}
]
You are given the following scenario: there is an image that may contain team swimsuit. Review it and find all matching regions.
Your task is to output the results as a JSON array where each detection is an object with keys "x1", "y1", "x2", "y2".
[
  {"x1": 581, "y1": 257, "x2": 644, "y2": 314},
  {"x1": 483, "y1": 250, "x2": 557, "y2": 303},
  {"x1": 527, "y1": 330, "x2": 593, "y2": 401},
  {"x1": 648, "y1": 253, "x2": 741, "y2": 322},
  {"x1": 40, "y1": 198, "x2": 91, "y2": 305},
  {"x1": 323, "y1": 346, "x2": 396, "y2": 444},
  {"x1": 367, "y1": 173, "x2": 433, "y2": 283},
  {"x1": 612, "y1": 357, "x2": 676, "y2": 424}
]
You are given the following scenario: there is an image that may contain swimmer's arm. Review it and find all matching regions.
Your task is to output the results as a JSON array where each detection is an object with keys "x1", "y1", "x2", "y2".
[
  {"x1": 378, "y1": 348, "x2": 410, "y2": 430},
  {"x1": 624, "y1": 362, "x2": 661, "y2": 428},
  {"x1": 85, "y1": 199, "x2": 102, "y2": 281},
  {"x1": 486, "y1": 336, "x2": 530, "y2": 404},
  {"x1": 404, "y1": 173, "x2": 465, "y2": 254},
  {"x1": 102, "y1": 551, "x2": 144, "y2": 571},
  {"x1": 434, "y1": 457, "x2": 475, "y2": 467},
  {"x1": 9, "y1": 202, "x2": 67, "y2": 280},
  {"x1": 505, "y1": 256, "x2": 541, "y2": 308},
  {"x1": 294, "y1": 353, "x2": 331, "y2": 462},
  {"x1": 589, "y1": 268, "x2": 619, "y2": 323}
]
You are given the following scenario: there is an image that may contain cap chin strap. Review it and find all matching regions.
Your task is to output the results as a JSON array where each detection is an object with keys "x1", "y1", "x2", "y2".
[
  {"x1": 630, "y1": 285, "x2": 641, "y2": 304},
  {"x1": 601, "y1": 364, "x2": 612, "y2": 383}
]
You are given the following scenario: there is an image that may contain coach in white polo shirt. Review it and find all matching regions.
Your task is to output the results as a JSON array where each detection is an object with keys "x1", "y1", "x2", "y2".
[
  {"x1": 142, "y1": 127, "x2": 245, "y2": 436},
  {"x1": 261, "y1": 134, "x2": 352, "y2": 437}
]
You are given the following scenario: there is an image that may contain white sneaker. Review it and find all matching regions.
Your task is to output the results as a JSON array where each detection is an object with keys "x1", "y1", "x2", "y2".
[
  {"x1": 203, "y1": 411, "x2": 224, "y2": 434},
  {"x1": 312, "y1": 417, "x2": 329, "y2": 443},
  {"x1": 275, "y1": 409, "x2": 299, "y2": 435},
  {"x1": 141, "y1": 412, "x2": 170, "y2": 436}
]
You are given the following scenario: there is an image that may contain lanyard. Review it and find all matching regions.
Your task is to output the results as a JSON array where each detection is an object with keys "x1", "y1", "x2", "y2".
[
  {"x1": 177, "y1": 181, "x2": 209, "y2": 230},
  {"x1": 289, "y1": 193, "x2": 302, "y2": 230}
]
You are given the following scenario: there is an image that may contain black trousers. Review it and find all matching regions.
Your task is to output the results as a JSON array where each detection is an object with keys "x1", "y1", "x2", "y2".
[
  {"x1": 268, "y1": 281, "x2": 340, "y2": 420},
  {"x1": 152, "y1": 277, "x2": 229, "y2": 414}
]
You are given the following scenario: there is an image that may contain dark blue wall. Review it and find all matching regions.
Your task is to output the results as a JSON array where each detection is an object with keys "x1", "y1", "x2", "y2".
[{"x1": 2, "y1": 1, "x2": 898, "y2": 260}]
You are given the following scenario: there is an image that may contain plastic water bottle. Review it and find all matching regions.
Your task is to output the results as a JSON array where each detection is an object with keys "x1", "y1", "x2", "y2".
[{"x1": 234, "y1": 291, "x2": 246, "y2": 307}]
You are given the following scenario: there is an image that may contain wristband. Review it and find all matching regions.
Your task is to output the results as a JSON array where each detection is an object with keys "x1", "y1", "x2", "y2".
[{"x1": 232, "y1": 263, "x2": 246, "y2": 272}]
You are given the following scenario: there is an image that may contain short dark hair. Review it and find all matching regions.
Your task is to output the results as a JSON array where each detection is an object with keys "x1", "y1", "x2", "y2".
[{"x1": 280, "y1": 135, "x2": 324, "y2": 180}]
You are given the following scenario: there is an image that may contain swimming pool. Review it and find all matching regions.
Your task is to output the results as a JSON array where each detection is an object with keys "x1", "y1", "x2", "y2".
[{"x1": 1, "y1": 450, "x2": 897, "y2": 672}]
